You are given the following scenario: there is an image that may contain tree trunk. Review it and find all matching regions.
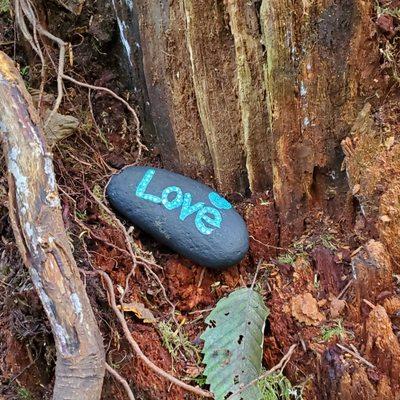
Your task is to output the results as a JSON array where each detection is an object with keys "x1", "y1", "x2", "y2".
[
  {"x1": 0, "y1": 51, "x2": 105, "y2": 400},
  {"x1": 112, "y1": 0, "x2": 382, "y2": 244}
]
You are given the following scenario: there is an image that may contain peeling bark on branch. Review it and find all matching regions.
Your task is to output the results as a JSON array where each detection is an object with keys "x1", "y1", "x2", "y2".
[{"x1": 0, "y1": 51, "x2": 105, "y2": 400}]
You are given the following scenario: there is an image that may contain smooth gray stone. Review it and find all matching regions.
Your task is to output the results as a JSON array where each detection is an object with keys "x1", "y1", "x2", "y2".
[{"x1": 106, "y1": 166, "x2": 249, "y2": 269}]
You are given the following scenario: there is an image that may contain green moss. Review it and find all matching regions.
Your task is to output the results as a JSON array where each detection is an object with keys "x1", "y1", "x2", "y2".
[
  {"x1": 320, "y1": 234, "x2": 337, "y2": 250},
  {"x1": 158, "y1": 321, "x2": 200, "y2": 365},
  {"x1": 0, "y1": 0, "x2": 10, "y2": 14},
  {"x1": 258, "y1": 372, "x2": 303, "y2": 400},
  {"x1": 320, "y1": 319, "x2": 353, "y2": 342},
  {"x1": 17, "y1": 387, "x2": 32, "y2": 400},
  {"x1": 277, "y1": 252, "x2": 297, "y2": 265}
]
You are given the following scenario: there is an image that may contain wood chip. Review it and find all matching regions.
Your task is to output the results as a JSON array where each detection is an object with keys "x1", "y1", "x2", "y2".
[
  {"x1": 385, "y1": 135, "x2": 395, "y2": 150},
  {"x1": 118, "y1": 301, "x2": 156, "y2": 323},
  {"x1": 352, "y1": 184, "x2": 361, "y2": 195},
  {"x1": 330, "y1": 297, "x2": 346, "y2": 318},
  {"x1": 291, "y1": 293, "x2": 325, "y2": 326}
]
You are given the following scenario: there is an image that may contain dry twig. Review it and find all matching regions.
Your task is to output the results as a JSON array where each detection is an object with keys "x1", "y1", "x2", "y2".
[
  {"x1": 249, "y1": 235, "x2": 288, "y2": 251},
  {"x1": 251, "y1": 258, "x2": 263, "y2": 290},
  {"x1": 94, "y1": 270, "x2": 213, "y2": 398},
  {"x1": 338, "y1": 279, "x2": 353, "y2": 300},
  {"x1": 363, "y1": 299, "x2": 376, "y2": 309},
  {"x1": 336, "y1": 344, "x2": 375, "y2": 369},
  {"x1": 105, "y1": 363, "x2": 136, "y2": 400}
]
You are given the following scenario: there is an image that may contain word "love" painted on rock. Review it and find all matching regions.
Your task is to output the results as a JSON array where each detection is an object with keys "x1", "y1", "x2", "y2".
[{"x1": 135, "y1": 169, "x2": 232, "y2": 235}]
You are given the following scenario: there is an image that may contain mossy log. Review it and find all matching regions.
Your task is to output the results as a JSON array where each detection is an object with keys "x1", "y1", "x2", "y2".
[{"x1": 0, "y1": 51, "x2": 105, "y2": 400}]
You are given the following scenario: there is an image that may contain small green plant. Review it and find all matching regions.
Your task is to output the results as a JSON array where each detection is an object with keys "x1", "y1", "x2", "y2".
[
  {"x1": 158, "y1": 321, "x2": 200, "y2": 364},
  {"x1": 20, "y1": 65, "x2": 30, "y2": 77},
  {"x1": 210, "y1": 281, "x2": 221, "y2": 293},
  {"x1": 192, "y1": 374, "x2": 207, "y2": 388},
  {"x1": 376, "y1": 3, "x2": 400, "y2": 19},
  {"x1": 76, "y1": 209, "x2": 87, "y2": 221},
  {"x1": 320, "y1": 319, "x2": 351, "y2": 342},
  {"x1": 258, "y1": 372, "x2": 303, "y2": 400},
  {"x1": 260, "y1": 199, "x2": 271, "y2": 206},
  {"x1": 17, "y1": 387, "x2": 32, "y2": 400},
  {"x1": 293, "y1": 240, "x2": 314, "y2": 253},
  {"x1": 277, "y1": 252, "x2": 296, "y2": 265},
  {"x1": 320, "y1": 234, "x2": 337, "y2": 250},
  {"x1": 0, "y1": 0, "x2": 10, "y2": 13}
]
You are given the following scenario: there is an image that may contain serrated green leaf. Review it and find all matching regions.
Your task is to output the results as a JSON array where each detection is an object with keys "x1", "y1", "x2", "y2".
[{"x1": 201, "y1": 287, "x2": 269, "y2": 400}]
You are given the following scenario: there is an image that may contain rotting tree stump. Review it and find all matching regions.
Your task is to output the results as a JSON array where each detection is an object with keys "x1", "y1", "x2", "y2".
[
  {"x1": 0, "y1": 51, "x2": 105, "y2": 400},
  {"x1": 112, "y1": 0, "x2": 383, "y2": 245}
]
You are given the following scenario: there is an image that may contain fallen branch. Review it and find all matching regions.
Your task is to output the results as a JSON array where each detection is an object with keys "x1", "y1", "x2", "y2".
[{"x1": 0, "y1": 51, "x2": 105, "y2": 399}]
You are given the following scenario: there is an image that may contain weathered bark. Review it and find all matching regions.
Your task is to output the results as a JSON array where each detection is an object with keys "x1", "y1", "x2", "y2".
[
  {"x1": 365, "y1": 305, "x2": 400, "y2": 386},
  {"x1": 350, "y1": 240, "x2": 393, "y2": 318},
  {"x1": 113, "y1": 0, "x2": 382, "y2": 243},
  {"x1": 259, "y1": 0, "x2": 381, "y2": 243},
  {"x1": 0, "y1": 52, "x2": 105, "y2": 400},
  {"x1": 114, "y1": 0, "x2": 271, "y2": 192},
  {"x1": 111, "y1": 0, "x2": 158, "y2": 149},
  {"x1": 183, "y1": 0, "x2": 248, "y2": 192},
  {"x1": 225, "y1": 0, "x2": 272, "y2": 192},
  {"x1": 342, "y1": 101, "x2": 400, "y2": 269}
]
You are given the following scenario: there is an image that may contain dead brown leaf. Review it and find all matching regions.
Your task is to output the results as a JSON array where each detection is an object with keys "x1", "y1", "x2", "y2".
[
  {"x1": 291, "y1": 292, "x2": 325, "y2": 326},
  {"x1": 383, "y1": 296, "x2": 400, "y2": 315},
  {"x1": 118, "y1": 301, "x2": 156, "y2": 323}
]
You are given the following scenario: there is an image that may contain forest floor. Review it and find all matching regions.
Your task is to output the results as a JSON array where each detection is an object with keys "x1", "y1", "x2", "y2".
[{"x1": 1, "y1": 2, "x2": 400, "y2": 400}]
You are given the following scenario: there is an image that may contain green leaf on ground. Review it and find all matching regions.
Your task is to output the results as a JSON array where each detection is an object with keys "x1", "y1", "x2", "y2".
[{"x1": 201, "y1": 287, "x2": 269, "y2": 400}]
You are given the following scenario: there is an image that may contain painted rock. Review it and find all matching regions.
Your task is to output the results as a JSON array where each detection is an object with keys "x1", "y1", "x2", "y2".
[{"x1": 106, "y1": 166, "x2": 249, "y2": 269}]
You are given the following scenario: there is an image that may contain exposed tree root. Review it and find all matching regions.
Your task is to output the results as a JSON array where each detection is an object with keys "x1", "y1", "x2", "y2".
[
  {"x1": 90, "y1": 268, "x2": 214, "y2": 398},
  {"x1": 105, "y1": 363, "x2": 136, "y2": 400},
  {"x1": 14, "y1": 0, "x2": 147, "y2": 162}
]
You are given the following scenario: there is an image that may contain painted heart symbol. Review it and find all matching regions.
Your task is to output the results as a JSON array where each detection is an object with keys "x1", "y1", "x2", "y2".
[{"x1": 208, "y1": 192, "x2": 232, "y2": 210}]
